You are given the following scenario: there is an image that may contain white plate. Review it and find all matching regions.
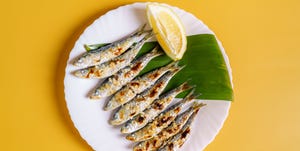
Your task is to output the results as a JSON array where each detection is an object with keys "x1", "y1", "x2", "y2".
[{"x1": 64, "y1": 2, "x2": 233, "y2": 151}]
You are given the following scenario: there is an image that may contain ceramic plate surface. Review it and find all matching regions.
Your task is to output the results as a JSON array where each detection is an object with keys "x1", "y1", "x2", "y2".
[{"x1": 64, "y1": 2, "x2": 232, "y2": 151}]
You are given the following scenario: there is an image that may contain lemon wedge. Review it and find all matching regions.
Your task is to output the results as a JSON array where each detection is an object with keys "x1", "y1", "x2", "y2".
[{"x1": 146, "y1": 3, "x2": 187, "y2": 60}]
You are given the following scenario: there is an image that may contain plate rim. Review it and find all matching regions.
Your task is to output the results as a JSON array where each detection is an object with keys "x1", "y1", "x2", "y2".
[{"x1": 63, "y1": 2, "x2": 233, "y2": 151}]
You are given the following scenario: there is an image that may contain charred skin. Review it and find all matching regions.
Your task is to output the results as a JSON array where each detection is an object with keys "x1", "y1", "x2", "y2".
[
  {"x1": 110, "y1": 68, "x2": 181, "y2": 125},
  {"x1": 133, "y1": 102, "x2": 205, "y2": 151},
  {"x1": 121, "y1": 81, "x2": 193, "y2": 134},
  {"x1": 73, "y1": 33, "x2": 153, "y2": 79},
  {"x1": 105, "y1": 61, "x2": 179, "y2": 111},
  {"x1": 73, "y1": 24, "x2": 150, "y2": 67},
  {"x1": 125, "y1": 91, "x2": 198, "y2": 142},
  {"x1": 89, "y1": 46, "x2": 163, "y2": 100}
]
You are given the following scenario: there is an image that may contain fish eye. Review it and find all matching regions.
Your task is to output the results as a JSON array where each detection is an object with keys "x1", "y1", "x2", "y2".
[
  {"x1": 81, "y1": 70, "x2": 87, "y2": 74},
  {"x1": 77, "y1": 58, "x2": 83, "y2": 63},
  {"x1": 94, "y1": 90, "x2": 99, "y2": 95}
]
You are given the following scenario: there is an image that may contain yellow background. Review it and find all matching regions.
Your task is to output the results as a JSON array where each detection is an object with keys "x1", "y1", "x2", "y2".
[{"x1": 1, "y1": 0, "x2": 300, "y2": 150}]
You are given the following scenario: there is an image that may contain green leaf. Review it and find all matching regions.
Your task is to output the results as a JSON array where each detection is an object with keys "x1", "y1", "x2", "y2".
[
  {"x1": 137, "y1": 34, "x2": 233, "y2": 101},
  {"x1": 84, "y1": 43, "x2": 109, "y2": 51},
  {"x1": 85, "y1": 34, "x2": 233, "y2": 101}
]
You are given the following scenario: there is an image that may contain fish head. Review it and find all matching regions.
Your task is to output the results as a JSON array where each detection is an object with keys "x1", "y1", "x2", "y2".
[
  {"x1": 110, "y1": 111, "x2": 123, "y2": 125},
  {"x1": 121, "y1": 123, "x2": 133, "y2": 133},
  {"x1": 73, "y1": 68, "x2": 90, "y2": 78},
  {"x1": 133, "y1": 143, "x2": 145, "y2": 151},
  {"x1": 90, "y1": 90, "x2": 101, "y2": 99},
  {"x1": 73, "y1": 53, "x2": 93, "y2": 67},
  {"x1": 104, "y1": 100, "x2": 119, "y2": 111}
]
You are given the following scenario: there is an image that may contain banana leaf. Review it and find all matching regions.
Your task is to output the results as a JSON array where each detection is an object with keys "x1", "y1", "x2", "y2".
[{"x1": 85, "y1": 34, "x2": 233, "y2": 101}]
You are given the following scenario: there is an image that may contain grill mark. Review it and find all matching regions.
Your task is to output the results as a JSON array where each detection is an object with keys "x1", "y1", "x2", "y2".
[
  {"x1": 120, "y1": 91, "x2": 125, "y2": 96},
  {"x1": 95, "y1": 70, "x2": 102, "y2": 77},
  {"x1": 110, "y1": 58, "x2": 125, "y2": 65},
  {"x1": 126, "y1": 136, "x2": 134, "y2": 141},
  {"x1": 86, "y1": 68, "x2": 95, "y2": 78},
  {"x1": 85, "y1": 70, "x2": 90, "y2": 78},
  {"x1": 114, "y1": 48, "x2": 123, "y2": 55},
  {"x1": 132, "y1": 62, "x2": 142, "y2": 71},
  {"x1": 174, "y1": 107, "x2": 181, "y2": 113},
  {"x1": 125, "y1": 72, "x2": 131, "y2": 78},
  {"x1": 182, "y1": 83, "x2": 190, "y2": 90},
  {"x1": 149, "y1": 90, "x2": 158, "y2": 98},
  {"x1": 157, "y1": 116, "x2": 172, "y2": 127},
  {"x1": 136, "y1": 97, "x2": 145, "y2": 102},
  {"x1": 144, "y1": 135, "x2": 152, "y2": 139},
  {"x1": 114, "y1": 75, "x2": 119, "y2": 80},
  {"x1": 167, "y1": 125, "x2": 180, "y2": 134},
  {"x1": 119, "y1": 111, "x2": 124, "y2": 120},
  {"x1": 181, "y1": 128, "x2": 190, "y2": 138},
  {"x1": 130, "y1": 82, "x2": 140, "y2": 87},
  {"x1": 173, "y1": 68, "x2": 180, "y2": 73},
  {"x1": 153, "y1": 139, "x2": 157, "y2": 146},
  {"x1": 148, "y1": 72, "x2": 160, "y2": 79},
  {"x1": 146, "y1": 142, "x2": 150, "y2": 149},
  {"x1": 137, "y1": 116, "x2": 145, "y2": 123},
  {"x1": 130, "y1": 112, "x2": 136, "y2": 117},
  {"x1": 166, "y1": 129, "x2": 174, "y2": 134},
  {"x1": 153, "y1": 102, "x2": 164, "y2": 110},
  {"x1": 149, "y1": 82, "x2": 163, "y2": 98},
  {"x1": 168, "y1": 143, "x2": 174, "y2": 150}
]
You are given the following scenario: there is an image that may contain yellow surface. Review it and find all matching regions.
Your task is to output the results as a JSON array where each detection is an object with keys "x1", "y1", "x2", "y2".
[{"x1": 1, "y1": 0, "x2": 300, "y2": 150}]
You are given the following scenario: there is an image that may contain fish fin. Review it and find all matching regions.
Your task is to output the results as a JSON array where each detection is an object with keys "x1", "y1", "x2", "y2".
[
  {"x1": 169, "y1": 64, "x2": 185, "y2": 75},
  {"x1": 181, "y1": 89, "x2": 198, "y2": 103},
  {"x1": 187, "y1": 107, "x2": 201, "y2": 124},
  {"x1": 84, "y1": 43, "x2": 109, "y2": 51},
  {"x1": 191, "y1": 101, "x2": 206, "y2": 110},
  {"x1": 138, "y1": 31, "x2": 155, "y2": 44},
  {"x1": 163, "y1": 61, "x2": 180, "y2": 72},
  {"x1": 144, "y1": 30, "x2": 155, "y2": 39},
  {"x1": 136, "y1": 23, "x2": 153, "y2": 35},
  {"x1": 149, "y1": 45, "x2": 164, "y2": 57}
]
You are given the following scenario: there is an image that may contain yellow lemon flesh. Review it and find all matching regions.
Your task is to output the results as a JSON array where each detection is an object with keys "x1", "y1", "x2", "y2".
[{"x1": 147, "y1": 3, "x2": 187, "y2": 60}]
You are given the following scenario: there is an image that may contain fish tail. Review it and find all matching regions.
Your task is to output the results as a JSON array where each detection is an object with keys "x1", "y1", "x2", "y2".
[
  {"x1": 181, "y1": 89, "x2": 198, "y2": 104},
  {"x1": 169, "y1": 63, "x2": 185, "y2": 76},
  {"x1": 137, "y1": 31, "x2": 154, "y2": 44},
  {"x1": 191, "y1": 101, "x2": 206, "y2": 110},
  {"x1": 182, "y1": 102, "x2": 205, "y2": 129},
  {"x1": 144, "y1": 30, "x2": 154, "y2": 39},
  {"x1": 185, "y1": 108, "x2": 199, "y2": 125},
  {"x1": 175, "y1": 81, "x2": 193, "y2": 93},
  {"x1": 136, "y1": 23, "x2": 152, "y2": 36},
  {"x1": 163, "y1": 61, "x2": 180, "y2": 71},
  {"x1": 148, "y1": 45, "x2": 164, "y2": 57}
]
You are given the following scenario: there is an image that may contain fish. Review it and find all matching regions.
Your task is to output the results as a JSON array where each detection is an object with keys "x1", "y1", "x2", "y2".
[
  {"x1": 133, "y1": 102, "x2": 205, "y2": 151},
  {"x1": 104, "y1": 61, "x2": 179, "y2": 111},
  {"x1": 73, "y1": 32, "x2": 153, "y2": 79},
  {"x1": 109, "y1": 67, "x2": 183, "y2": 126},
  {"x1": 89, "y1": 46, "x2": 163, "y2": 99},
  {"x1": 125, "y1": 90, "x2": 198, "y2": 142},
  {"x1": 73, "y1": 24, "x2": 150, "y2": 67},
  {"x1": 121, "y1": 81, "x2": 193, "y2": 133},
  {"x1": 157, "y1": 104, "x2": 201, "y2": 151},
  {"x1": 158, "y1": 127, "x2": 191, "y2": 151}
]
